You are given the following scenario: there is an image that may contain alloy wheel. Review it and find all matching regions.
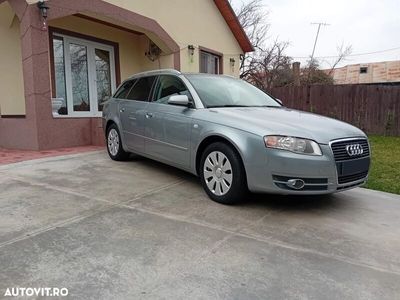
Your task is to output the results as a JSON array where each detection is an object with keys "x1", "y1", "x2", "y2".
[
  {"x1": 108, "y1": 128, "x2": 119, "y2": 156},
  {"x1": 203, "y1": 151, "x2": 233, "y2": 196}
]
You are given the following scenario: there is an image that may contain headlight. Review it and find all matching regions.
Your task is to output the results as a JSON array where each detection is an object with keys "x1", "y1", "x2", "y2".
[{"x1": 264, "y1": 135, "x2": 322, "y2": 156}]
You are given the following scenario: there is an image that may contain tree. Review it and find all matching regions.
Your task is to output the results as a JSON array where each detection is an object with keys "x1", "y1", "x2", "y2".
[
  {"x1": 230, "y1": 0, "x2": 292, "y2": 90},
  {"x1": 246, "y1": 40, "x2": 293, "y2": 90},
  {"x1": 327, "y1": 43, "x2": 353, "y2": 75},
  {"x1": 301, "y1": 59, "x2": 334, "y2": 85},
  {"x1": 302, "y1": 43, "x2": 352, "y2": 85}
]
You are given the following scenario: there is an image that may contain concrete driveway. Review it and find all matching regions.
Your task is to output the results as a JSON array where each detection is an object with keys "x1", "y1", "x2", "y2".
[{"x1": 0, "y1": 151, "x2": 399, "y2": 299}]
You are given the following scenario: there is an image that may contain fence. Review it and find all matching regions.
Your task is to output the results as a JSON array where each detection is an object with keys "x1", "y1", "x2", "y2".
[{"x1": 270, "y1": 84, "x2": 400, "y2": 136}]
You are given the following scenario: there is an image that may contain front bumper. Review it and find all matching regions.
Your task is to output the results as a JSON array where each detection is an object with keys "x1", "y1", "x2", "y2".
[{"x1": 246, "y1": 144, "x2": 369, "y2": 195}]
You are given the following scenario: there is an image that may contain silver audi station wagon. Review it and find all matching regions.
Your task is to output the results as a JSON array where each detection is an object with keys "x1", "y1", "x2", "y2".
[{"x1": 103, "y1": 69, "x2": 370, "y2": 204}]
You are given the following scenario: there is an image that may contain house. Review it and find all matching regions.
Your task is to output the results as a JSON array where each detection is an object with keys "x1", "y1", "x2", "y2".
[
  {"x1": 0, "y1": 0, "x2": 253, "y2": 150},
  {"x1": 327, "y1": 60, "x2": 400, "y2": 85}
]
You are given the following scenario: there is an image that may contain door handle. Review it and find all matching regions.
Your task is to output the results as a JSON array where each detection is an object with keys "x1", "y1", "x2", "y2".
[
  {"x1": 120, "y1": 108, "x2": 125, "y2": 113},
  {"x1": 145, "y1": 112, "x2": 153, "y2": 119}
]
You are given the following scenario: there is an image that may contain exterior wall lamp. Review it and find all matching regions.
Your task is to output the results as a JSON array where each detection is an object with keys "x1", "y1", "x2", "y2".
[
  {"x1": 37, "y1": 0, "x2": 49, "y2": 31},
  {"x1": 230, "y1": 58, "x2": 236, "y2": 68},
  {"x1": 188, "y1": 45, "x2": 195, "y2": 62}
]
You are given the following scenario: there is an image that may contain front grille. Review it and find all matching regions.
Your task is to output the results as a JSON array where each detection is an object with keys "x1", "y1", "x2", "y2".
[
  {"x1": 338, "y1": 171, "x2": 368, "y2": 184},
  {"x1": 331, "y1": 138, "x2": 370, "y2": 161}
]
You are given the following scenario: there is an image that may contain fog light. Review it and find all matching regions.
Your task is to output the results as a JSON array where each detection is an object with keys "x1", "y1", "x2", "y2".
[{"x1": 287, "y1": 179, "x2": 305, "y2": 190}]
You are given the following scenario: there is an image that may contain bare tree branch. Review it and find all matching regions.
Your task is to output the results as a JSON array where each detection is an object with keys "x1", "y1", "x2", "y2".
[{"x1": 328, "y1": 43, "x2": 353, "y2": 75}]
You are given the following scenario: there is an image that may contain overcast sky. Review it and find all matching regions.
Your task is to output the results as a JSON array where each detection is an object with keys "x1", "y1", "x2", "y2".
[{"x1": 231, "y1": 0, "x2": 400, "y2": 68}]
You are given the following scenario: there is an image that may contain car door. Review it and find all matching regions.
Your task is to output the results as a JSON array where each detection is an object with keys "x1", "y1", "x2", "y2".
[
  {"x1": 119, "y1": 76, "x2": 156, "y2": 153},
  {"x1": 144, "y1": 75, "x2": 193, "y2": 168}
]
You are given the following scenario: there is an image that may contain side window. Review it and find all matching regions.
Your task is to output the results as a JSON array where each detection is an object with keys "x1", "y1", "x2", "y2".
[
  {"x1": 114, "y1": 79, "x2": 135, "y2": 99},
  {"x1": 154, "y1": 75, "x2": 191, "y2": 104},
  {"x1": 126, "y1": 76, "x2": 156, "y2": 101}
]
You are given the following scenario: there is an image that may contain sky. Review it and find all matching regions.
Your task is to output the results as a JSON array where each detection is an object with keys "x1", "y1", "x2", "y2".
[{"x1": 230, "y1": 0, "x2": 400, "y2": 68}]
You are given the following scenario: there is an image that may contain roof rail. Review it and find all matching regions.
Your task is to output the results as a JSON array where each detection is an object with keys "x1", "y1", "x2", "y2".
[{"x1": 128, "y1": 69, "x2": 181, "y2": 79}]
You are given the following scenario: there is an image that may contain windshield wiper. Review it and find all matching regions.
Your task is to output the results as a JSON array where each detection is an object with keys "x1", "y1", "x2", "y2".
[
  {"x1": 207, "y1": 105, "x2": 250, "y2": 108},
  {"x1": 257, "y1": 105, "x2": 283, "y2": 108},
  {"x1": 207, "y1": 105, "x2": 283, "y2": 108}
]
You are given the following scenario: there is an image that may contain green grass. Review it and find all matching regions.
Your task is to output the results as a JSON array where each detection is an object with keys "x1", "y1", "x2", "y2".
[{"x1": 364, "y1": 135, "x2": 400, "y2": 195}]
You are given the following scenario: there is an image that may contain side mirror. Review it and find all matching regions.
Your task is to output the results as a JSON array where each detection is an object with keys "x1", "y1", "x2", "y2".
[
  {"x1": 276, "y1": 98, "x2": 283, "y2": 105},
  {"x1": 168, "y1": 95, "x2": 190, "y2": 107}
]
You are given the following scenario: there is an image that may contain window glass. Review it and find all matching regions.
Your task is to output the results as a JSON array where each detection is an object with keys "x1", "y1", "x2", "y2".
[
  {"x1": 114, "y1": 80, "x2": 135, "y2": 99},
  {"x1": 186, "y1": 74, "x2": 281, "y2": 108},
  {"x1": 154, "y1": 75, "x2": 191, "y2": 104},
  {"x1": 200, "y1": 51, "x2": 221, "y2": 74},
  {"x1": 70, "y1": 43, "x2": 90, "y2": 112},
  {"x1": 95, "y1": 48, "x2": 112, "y2": 111},
  {"x1": 53, "y1": 36, "x2": 67, "y2": 115},
  {"x1": 127, "y1": 76, "x2": 156, "y2": 101}
]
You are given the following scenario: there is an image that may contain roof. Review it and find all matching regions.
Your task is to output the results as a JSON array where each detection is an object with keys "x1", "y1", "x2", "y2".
[
  {"x1": 214, "y1": 0, "x2": 254, "y2": 53},
  {"x1": 1, "y1": 0, "x2": 253, "y2": 53}
]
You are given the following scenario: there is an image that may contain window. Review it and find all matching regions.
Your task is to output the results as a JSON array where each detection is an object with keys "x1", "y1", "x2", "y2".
[
  {"x1": 51, "y1": 32, "x2": 116, "y2": 116},
  {"x1": 360, "y1": 67, "x2": 368, "y2": 74},
  {"x1": 114, "y1": 80, "x2": 136, "y2": 99},
  {"x1": 200, "y1": 50, "x2": 222, "y2": 74},
  {"x1": 126, "y1": 76, "x2": 156, "y2": 101},
  {"x1": 153, "y1": 75, "x2": 191, "y2": 104}
]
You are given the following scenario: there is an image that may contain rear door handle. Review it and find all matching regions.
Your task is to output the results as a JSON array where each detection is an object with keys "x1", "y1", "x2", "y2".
[{"x1": 145, "y1": 112, "x2": 153, "y2": 119}]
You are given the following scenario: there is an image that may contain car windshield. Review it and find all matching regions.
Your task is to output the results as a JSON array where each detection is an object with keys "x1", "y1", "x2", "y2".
[{"x1": 185, "y1": 74, "x2": 281, "y2": 108}]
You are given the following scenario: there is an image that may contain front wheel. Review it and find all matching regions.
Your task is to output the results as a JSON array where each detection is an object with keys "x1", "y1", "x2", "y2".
[
  {"x1": 200, "y1": 142, "x2": 247, "y2": 205},
  {"x1": 106, "y1": 124, "x2": 130, "y2": 161}
]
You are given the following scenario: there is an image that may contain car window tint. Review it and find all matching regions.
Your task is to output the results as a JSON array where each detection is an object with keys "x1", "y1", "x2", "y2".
[
  {"x1": 126, "y1": 76, "x2": 156, "y2": 101},
  {"x1": 154, "y1": 75, "x2": 191, "y2": 104},
  {"x1": 114, "y1": 80, "x2": 135, "y2": 99}
]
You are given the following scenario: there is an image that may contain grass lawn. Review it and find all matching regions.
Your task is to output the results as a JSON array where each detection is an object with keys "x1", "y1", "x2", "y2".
[{"x1": 364, "y1": 135, "x2": 400, "y2": 195}]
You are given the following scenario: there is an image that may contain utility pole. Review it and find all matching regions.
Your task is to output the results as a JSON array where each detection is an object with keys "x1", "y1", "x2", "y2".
[{"x1": 310, "y1": 22, "x2": 330, "y2": 63}]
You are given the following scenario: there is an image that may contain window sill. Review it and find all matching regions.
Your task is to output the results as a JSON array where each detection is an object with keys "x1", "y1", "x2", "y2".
[{"x1": 52, "y1": 113, "x2": 102, "y2": 119}]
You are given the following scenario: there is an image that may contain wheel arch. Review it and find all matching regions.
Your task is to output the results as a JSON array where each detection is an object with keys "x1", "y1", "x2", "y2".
[
  {"x1": 195, "y1": 134, "x2": 246, "y2": 177},
  {"x1": 104, "y1": 118, "x2": 129, "y2": 152},
  {"x1": 105, "y1": 120, "x2": 116, "y2": 135}
]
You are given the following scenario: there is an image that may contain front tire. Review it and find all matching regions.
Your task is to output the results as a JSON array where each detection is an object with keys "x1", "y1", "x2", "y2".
[
  {"x1": 200, "y1": 142, "x2": 247, "y2": 205},
  {"x1": 106, "y1": 124, "x2": 130, "y2": 161}
]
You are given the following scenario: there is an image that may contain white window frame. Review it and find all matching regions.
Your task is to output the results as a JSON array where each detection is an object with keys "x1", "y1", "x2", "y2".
[
  {"x1": 200, "y1": 51, "x2": 221, "y2": 74},
  {"x1": 54, "y1": 33, "x2": 117, "y2": 118}
]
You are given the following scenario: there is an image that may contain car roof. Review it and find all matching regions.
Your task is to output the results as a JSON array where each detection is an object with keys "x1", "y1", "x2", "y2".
[
  {"x1": 127, "y1": 69, "x2": 181, "y2": 79},
  {"x1": 127, "y1": 69, "x2": 236, "y2": 80}
]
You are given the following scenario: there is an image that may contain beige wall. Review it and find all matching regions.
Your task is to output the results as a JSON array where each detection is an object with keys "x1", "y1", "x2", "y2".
[
  {"x1": 102, "y1": 0, "x2": 243, "y2": 77},
  {"x1": 48, "y1": 0, "x2": 244, "y2": 79},
  {"x1": 0, "y1": 2, "x2": 25, "y2": 115}
]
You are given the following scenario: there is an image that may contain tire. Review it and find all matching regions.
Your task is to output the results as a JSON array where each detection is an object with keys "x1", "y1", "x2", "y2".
[
  {"x1": 199, "y1": 142, "x2": 247, "y2": 205},
  {"x1": 106, "y1": 124, "x2": 130, "y2": 161}
]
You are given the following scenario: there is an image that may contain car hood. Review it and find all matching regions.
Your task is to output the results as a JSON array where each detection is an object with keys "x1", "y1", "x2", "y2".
[{"x1": 201, "y1": 107, "x2": 366, "y2": 144}]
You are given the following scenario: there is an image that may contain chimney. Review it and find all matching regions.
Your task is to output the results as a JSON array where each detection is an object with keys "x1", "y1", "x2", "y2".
[{"x1": 292, "y1": 62, "x2": 300, "y2": 86}]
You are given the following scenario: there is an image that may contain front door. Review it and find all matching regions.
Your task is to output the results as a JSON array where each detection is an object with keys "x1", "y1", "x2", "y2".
[
  {"x1": 52, "y1": 33, "x2": 116, "y2": 117},
  {"x1": 145, "y1": 75, "x2": 193, "y2": 168}
]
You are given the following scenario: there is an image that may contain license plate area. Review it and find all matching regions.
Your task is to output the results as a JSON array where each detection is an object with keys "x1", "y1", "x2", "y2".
[{"x1": 336, "y1": 157, "x2": 370, "y2": 176}]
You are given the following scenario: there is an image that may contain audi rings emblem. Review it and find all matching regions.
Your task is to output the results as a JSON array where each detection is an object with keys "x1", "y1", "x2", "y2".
[{"x1": 346, "y1": 144, "x2": 364, "y2": 156}]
